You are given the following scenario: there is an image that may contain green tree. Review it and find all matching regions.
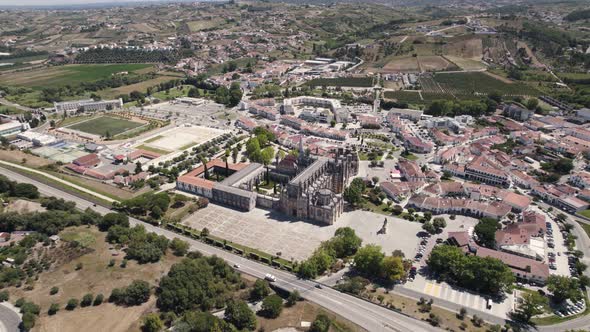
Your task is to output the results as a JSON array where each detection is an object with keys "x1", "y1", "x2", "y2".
[
  {"x1": 310, "y1": 313, "x2": 331, "y2": 332},
  {"x1": 250, "y1": 279, "x2": 271, "y2": 301},
  {"x1": 422, "y1": 222, "x2": 436, "y2": 235},
  {"x1": 66, "y1": 298, "x2": 78, "y2": 310},
  {"x1": 142, "y1": 313, "x2": 164, "y2": 332},
  {"x1": 354, "y1": 244, "x2": 385, "y2": 276},
  {"x1": 170, "y1": 238, "x2": 189, "y2": 257},
  {"x1": 287, "y1": 290, "x2": 301, "y2": 306},
  {"x1": 380, "y1": 256, "x2": 405, "y2": 282},
  {"x1": 329, "y1": 227, "x2": 362, "y2": 258},
  {"x1": 547, "y1": 275, "x2": 582, "y2": 303},
  {"x1": 81, "y1": 293, "x2": 93, "y2": 307},
  {"x1": 224, "y1": 299, "x2": 257, "y2": 330},
  {"x1": 0, "y1": 291, "x2": 8, "y2": 302},
  {"x1": 261, "y1": 294, "x2": 283, "y2": 318},
  {"x1": 513, "y1": 292, "x2": 548, "y2": 322},
  {"x1": 48, "y1": 303, "x2": 59, "y2": 315},
  {"x1": 474, "y1": 218, "x2": 500, "y2": 248}
]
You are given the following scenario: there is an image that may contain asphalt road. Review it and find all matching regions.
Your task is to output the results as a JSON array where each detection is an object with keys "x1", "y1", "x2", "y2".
[
  {"x1": 0, "y1": 304, "x2": 21, "y2": 332},
  {"x1": 0, "y1": 167, "x2": 440, "y2": 332}
]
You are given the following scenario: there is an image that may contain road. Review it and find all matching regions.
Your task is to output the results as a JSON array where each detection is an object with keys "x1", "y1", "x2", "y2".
[
  {"x1": 0, "y1": 166, "x2": 440, "y2": 332},
  {"x1": 0, "y1": 303, "x2": 21, "y2": 332}
]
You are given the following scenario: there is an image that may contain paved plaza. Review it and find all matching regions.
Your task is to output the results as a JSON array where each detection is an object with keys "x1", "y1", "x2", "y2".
[{"x1": 181, "y1": 203, "x2": 470, "y2": 262}]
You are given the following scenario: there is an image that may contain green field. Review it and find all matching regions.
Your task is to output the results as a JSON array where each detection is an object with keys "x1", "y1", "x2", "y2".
[
  {"x1": 68, "y1": 116, "x2": 144, "y2": 137},
  {"x1": 305, "y1": 77, "x2": 374, "y2": 88},
  {"x1": 0, "y1": 64, "x2": 153, "y2": 89}
]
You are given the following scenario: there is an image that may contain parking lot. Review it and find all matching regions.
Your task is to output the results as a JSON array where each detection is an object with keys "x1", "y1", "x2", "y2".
[{"x1": 529, "y1": 205, "x2": 572, "y2": 277}]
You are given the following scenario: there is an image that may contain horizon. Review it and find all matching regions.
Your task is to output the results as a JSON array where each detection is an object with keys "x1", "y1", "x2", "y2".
[{"x1": 0, "y1": 0, "x2": 180, "y2": 7}]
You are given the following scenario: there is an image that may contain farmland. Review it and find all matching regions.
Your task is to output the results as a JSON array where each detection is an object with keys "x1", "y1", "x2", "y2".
[
  {"x1": 0, "y1": 64, "x2": 154, "y2": 89},
  {"x1": 417, "y1": 56, "x2": 458, "y2": 72},
  {"x1": 423, "y1": 72, "x2": 540, "y2": 97},
  {"x1": 67, "y1": 116, "x2": 145, "y2": 137},
  {"x1": 305, "y1": 77, "x2": 374, "y2": 87}
]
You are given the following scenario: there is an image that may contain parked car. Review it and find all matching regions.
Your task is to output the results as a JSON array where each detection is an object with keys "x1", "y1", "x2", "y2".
[{"x1": 265, "y1": 274, "x2": 276, "y2": 282}]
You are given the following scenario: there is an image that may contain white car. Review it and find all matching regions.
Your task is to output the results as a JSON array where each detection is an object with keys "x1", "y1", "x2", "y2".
[{"x1": 265, "y1": 274, "x2": 276, "y2": 282}]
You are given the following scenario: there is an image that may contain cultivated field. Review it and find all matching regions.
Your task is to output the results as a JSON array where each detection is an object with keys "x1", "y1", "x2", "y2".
[
  {"x1": 67, "y1": 116, "x2": 144, "y2": 137},
  {"x1": 382, "y1": 56, "x2": 420, "y2": 72},
  {"x1": 444, "y1": 55, "x2": 487, "y2": 71},
  {"x1": 0, "y1": 64, "x2": 154, "y2": 89},
  {"x1": 442, "y1": 37, "x2": 483, "y2": 60},
  {"x1": 187, "y1": 18, "x2": 226, "y2": 32},
  {"x1": 305, "y1": 77, "x2": 374, "y2": 87},
  {"x1": 417, "y1": 55, "x2": 456, "y2": 72}
]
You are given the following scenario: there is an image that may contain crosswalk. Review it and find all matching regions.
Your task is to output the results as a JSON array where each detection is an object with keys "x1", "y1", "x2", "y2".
[{"x1": 422, "y1": 281, "x2": 490, "y2": 312}]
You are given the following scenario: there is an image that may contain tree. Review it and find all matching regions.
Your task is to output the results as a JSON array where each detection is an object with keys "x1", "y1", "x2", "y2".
[
  {"x1": 142, "y1": 313, "x2": 164, "y2": 332},
  {"x1": 66, "y1": 298, "x2": 78, "y2": 310},
  {"x1": 250, "y1": 279, "x2": 271, "y2": 301},
  {"x1": 422, "y1": 222, "x2": 436, "y2": 235},
  {"x1": 526, "y1": 98, "x2": 539, "y2": 110},
  {"x1": 0, "y1": 291, "x2": 8, "y2": 302},
  {"x1": 157, "y1": 257, "x2": 240, "y2": 314},
  {"x1": 123, "y1": 280, "x2": 151, "y2": 305},
  {"x1": 310, "y1": 313, "x2": 331, "y2": 332},
  {"x1": 380, "y1": 256, "x2": 405, "y2": 282},
  {"x1": 170, "y1": 238, "x2": 189, "y2": 256},
  {"x1": 474, "y1": 218, "x2": 500, "y2": 248},
  {"x1": 81, "y1": 293, "x2": 93, "y2": 307},
  {"x1": 12, "y1": 183, "x2": 39, "y2": 199},
  {"x1": 354, "y1": 244, "x2": 385, "y2": 277},
  {"x1": 98, "y1": 213, "x2": 129, "y2": 231},
  {"x1": 93, "y1": 294, "x2": 104, "y2": 306},
  {"x1": 513, "y1": 292, "x2": 548, "y2": 322},
  {"x1": 224, "y1": 299, "x2": 257, "y2": 330},
  {"x1": 261, "y1": 294, "x2": 283, "y2": 318},
  {"x1": 427, "y1": 245, "x2": 514, "y2": 294},
  {"x1": 287, "y1": 290, "x2": 301, "y2": 306},
  {"x1": 432, "y1": 217, "x2": 446, "y2": 232},
  {"x1": 329, "y1": 227, "x2": 362, "y2": 258},
  {"x1": 22, "y1": 312, "x2": 36, "y2": 331},
  {"x1": 547, "y1": 275, "x2": 582, "y2": 303},
  {"x1": 179, "y1": 311, "x2": 234, "y2": 332},
  {"x1": 48, "y1": 303, "x2": 59, "y2": 315},
  {"x1": 135, "y1": 162, "x2": 143, "y2": 175}
]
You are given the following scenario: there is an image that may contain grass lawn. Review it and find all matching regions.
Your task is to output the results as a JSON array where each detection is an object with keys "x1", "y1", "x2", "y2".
[
  {"x1": 402, "y1": 153, "x2": 419, "y2": 161},
  {"x1": 578, "y1": 210, "x2": 590, "y2": 220},
  {"x1": 144, "y1": 135, "x2": 164, "y2": 143},
  {"x1": 68, "y1": 116, "x2": 143, "y2": 137},
  {"x1": 577, "y1": 220, "x2": 590, "y2": 238},
  {"x1": 1, "y1": 64, "x2": 153, "y2": 89},
  {"x1": 136, "y1": 144, "x2": 171, "y2": 155}
]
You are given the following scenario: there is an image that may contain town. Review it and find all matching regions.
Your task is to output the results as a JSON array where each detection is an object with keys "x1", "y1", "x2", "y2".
[{"x1": 0, "y1": 0, "x2": 590, "y2": 332}]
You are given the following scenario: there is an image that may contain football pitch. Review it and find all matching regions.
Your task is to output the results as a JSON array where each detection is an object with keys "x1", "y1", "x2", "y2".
[{"x1": 68, "y1": 116, "x2": 144, "y2": 137}]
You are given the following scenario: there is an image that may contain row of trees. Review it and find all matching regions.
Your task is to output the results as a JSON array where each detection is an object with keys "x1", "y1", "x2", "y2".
[{"x1": 0, "y1": 175, "x2": 39, "y2": 199}]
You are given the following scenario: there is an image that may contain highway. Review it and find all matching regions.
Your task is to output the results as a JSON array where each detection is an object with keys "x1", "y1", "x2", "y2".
[{"x1": 0, "y1": 166, "x2": 440, "y2": 332}]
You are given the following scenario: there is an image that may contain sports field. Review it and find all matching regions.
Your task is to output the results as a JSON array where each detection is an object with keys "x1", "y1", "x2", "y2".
[
  {"x1": 68, "y1": 116, "x2": 144, "y2": 137},
  {"x1": 0, "y1": 64, "x2": 153, "y2": 89}
]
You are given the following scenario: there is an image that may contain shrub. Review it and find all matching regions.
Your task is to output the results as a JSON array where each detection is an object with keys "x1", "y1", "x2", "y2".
[
  {"x1": 48, "y1": 303, "x2": 59, "y2": 315},
  {"x1": 50, "y1": 287, "x2": 59, "y2": 295},
  {"x1": 0, "y1": 290, "x2": 9, "y2": 302},
  {"x1": 81, "y1": 294, "x2": 93, "y2": 307},
  {"x1": 66, "y1": 299, "x2": 78, "y2": 311},
  {"x1": 93, "y1": 294, "x2": 104, "y2": 306}
]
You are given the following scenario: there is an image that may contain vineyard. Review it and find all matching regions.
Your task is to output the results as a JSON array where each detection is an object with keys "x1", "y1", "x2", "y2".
[
  {"x1": 416, "y1": 72, "x2": 541, "y2": 98},
  {"x1": 305, "y1": 77, "x2": 374, "y2": 87}
]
